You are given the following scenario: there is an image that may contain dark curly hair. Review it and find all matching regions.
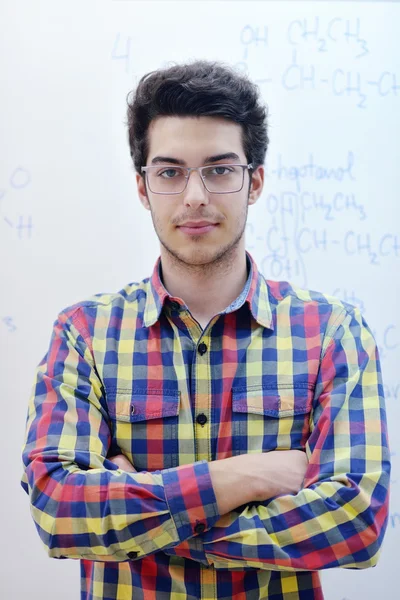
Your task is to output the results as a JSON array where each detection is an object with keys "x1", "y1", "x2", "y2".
[{"x1": 126, "y1": 59, "x2": 269, "y2": 186}]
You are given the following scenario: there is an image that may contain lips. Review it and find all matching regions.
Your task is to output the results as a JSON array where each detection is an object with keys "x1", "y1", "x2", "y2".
[
  {"x1": 178, "y1": 222, "x2": 218, "y2": 235},
  {"x1": 180, "y1": 221, "x2": 217, "y2": 227}
]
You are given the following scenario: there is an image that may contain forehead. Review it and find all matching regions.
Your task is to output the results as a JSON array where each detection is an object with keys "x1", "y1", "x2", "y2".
[{"x1": 146, "y1": 116, "x2": 245, "y2": 162}]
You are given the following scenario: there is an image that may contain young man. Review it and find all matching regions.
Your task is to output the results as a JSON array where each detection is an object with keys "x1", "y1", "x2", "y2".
[{"x1": 21, "y1": 60, "x2": 390, "y2": 600}]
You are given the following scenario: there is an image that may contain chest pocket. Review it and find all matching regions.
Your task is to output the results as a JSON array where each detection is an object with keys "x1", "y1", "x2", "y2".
[
  {"x1": 106, "y1": 388, "x2": 180, "y2": 471},
  {"x1": 231, "y1": 384, "x2": 313, "y2": 454}
]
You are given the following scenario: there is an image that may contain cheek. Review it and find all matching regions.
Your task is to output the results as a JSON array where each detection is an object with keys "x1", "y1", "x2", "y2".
[
  {"x1": 230, "y1": 205, "x2": 247, "y2": 227},
  {"x1": 151, "y1": 204, "x2": 171, "y2": 227}
]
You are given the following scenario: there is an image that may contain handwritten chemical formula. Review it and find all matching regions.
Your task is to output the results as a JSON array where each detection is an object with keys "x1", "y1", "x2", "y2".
[
  {"x1": 234, "y1": 19, "x2": 399, "y2": 109},
  {"x1": 0, "y1": 166, "x2": 33, "y2": 239}
]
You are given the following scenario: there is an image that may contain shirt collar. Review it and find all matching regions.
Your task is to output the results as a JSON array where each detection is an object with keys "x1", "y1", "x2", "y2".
[{"x1": 143, "y1": 250, "x2": 273, "y2": 330}]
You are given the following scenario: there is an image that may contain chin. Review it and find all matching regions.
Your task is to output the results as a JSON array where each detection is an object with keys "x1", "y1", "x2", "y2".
[
  {"x1": 167, "y1": 240, "x2": 239, "y2": 268},
  {"x1": 174, "y1": 248, "x2": 217, "y2": 266}
]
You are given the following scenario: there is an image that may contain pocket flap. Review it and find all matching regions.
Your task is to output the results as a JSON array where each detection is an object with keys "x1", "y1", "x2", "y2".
[
  {"x1": 107, "y1": 388, "x2": 180, "y2": 423},
  {"x1": 232, "y1": 384, "x2": 313, "y2": 417}
]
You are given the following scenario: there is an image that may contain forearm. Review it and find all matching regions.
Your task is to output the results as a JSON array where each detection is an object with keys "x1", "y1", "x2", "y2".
[
  {"x1": 22, "y1": 455, "x2": 219, "y2": 562},
  {"x1": 102, "y1": 452, "x2": 257, "y2": 566},
  {"x1": 164, "y1": 451, "x2": 304, "y2": 566},
  {"x1": 202, "y1": 466, "x2": 390, "y2": 571},
  {"x1": 162, "y1": 455, "x2": 262, "y2": 565},
  {"x1": 165, "y1": 466, "x2": 388, "y2": 570}
]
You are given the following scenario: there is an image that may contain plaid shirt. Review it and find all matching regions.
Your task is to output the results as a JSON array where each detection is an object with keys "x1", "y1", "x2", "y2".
[{"x1": 21, "y1": 251, "x2": 390, "y2": 600}]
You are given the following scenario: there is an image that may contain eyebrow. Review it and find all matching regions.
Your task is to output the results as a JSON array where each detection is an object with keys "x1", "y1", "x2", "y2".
[{"x1": 150, "y1": 152, "x2": 241, "y2": 166}]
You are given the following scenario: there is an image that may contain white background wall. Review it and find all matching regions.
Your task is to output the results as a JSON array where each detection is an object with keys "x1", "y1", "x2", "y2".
[{"x1": 1, "y1": 1, "x2": 398, "y2": 598}]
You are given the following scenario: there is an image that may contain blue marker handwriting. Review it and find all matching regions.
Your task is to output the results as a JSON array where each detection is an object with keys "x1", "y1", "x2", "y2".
[
  {"x1": 2, "y1": 317, "x2": 17, "y2": 332},
  {"x1": 264, "y1": 190, "x2": 365, "y2": 223},
  {"x1": 265, "y1": 152, "x2": 355, "y2": 193},
  {"x1": 0, "y1": 167, "x2": 33, "y2": 239},
  {"x1": 287, "y1": 17, "x2": 369, "y2": 59}
]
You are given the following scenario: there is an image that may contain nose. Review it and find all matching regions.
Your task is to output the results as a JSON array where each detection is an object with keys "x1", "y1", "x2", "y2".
[{"x1": 183, "y1": 169, "x2": 209, "y2": 209}]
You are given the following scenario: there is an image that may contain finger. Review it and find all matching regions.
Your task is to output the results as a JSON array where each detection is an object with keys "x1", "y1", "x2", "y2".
[{"x1": 108, "y1": 454, "x2": 136, "y2": 472}]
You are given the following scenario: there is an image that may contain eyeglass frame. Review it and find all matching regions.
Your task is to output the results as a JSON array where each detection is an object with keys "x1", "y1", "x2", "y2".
[{"x1": 140, "y1": 163, "x2": 254, "y2": 195}]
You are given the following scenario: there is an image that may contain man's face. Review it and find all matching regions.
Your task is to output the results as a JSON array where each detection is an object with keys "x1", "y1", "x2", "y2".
[{"x1": 136, "y1": 115, "x2": 264, "y2": 267}]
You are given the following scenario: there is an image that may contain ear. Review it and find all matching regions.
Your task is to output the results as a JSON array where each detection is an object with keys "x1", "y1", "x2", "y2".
[
  {"x1": 248, "y1": 165, "x2": 264, "y2": 206},
  {"x1": 136, "y1": 172, "x2": 151, "y2": 210}
]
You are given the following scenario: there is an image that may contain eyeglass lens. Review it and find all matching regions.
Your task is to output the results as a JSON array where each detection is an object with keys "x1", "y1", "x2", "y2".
[{"x1": 146, "y1": 165, "x2": 245, "y2": 194}]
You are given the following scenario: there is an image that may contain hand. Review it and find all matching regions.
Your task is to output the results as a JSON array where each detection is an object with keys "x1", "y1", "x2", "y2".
[
  {"x1": 209, "y1": 450, "x2": 309, "y2": 515},
  {"x1": 108, "y1": 453, "x2": 136, "y2": 472},
  {"x1": 243, "y1": 449, "x2": 309, "y2": 501}
]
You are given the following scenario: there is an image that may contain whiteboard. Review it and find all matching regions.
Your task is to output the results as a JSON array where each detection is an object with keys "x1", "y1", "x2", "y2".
[{"x1": 1, "y1": 1, "x2": 398, "y2": 598}]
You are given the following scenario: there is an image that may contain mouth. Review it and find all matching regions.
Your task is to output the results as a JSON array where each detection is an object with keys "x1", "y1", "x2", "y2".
[{"x1": 177, "y1": 223, "x2": 219, "y2": 235}]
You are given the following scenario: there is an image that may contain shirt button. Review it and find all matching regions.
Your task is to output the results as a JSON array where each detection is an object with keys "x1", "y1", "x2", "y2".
[
  {"x1": 198, "y1": 342, "x2": 208, "y2": 355},
  {"x1": 170, "y1": 301, "x2": 180, "y2": 311},
  {"x1": 196, "y1": 413, "x2": 208, "y2": 426},
  {"x1": 127, "y1": 551, "x2": 139, "y2": 559},
  {"x1": 194, "y1": 522, "x2": 206, "y2": 534}
]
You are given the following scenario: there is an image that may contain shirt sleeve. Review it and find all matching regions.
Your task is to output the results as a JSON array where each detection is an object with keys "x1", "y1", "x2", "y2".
[
  {"x1": 20, "y1": 309, "x2": 219, "y2": 563},
  {"x1": 200, "y1": 306, "x2": 391, "y2": 571}
]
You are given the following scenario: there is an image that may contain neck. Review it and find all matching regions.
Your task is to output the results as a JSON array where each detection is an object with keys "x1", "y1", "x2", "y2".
[{"x1": 159, "y1": 245, "x2": 249, "y2": 323}]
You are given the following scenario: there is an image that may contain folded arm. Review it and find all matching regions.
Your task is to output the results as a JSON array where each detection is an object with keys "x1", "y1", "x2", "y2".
[
  {"x1": 114, "y1": 307, "x2": 391, "y2": 571},
  {"x1": 21, "y1": 309, "x2": 220, "y2": 562},
  {"x1": 196, "y1": 307, "x2": 391, "y2": 571}
]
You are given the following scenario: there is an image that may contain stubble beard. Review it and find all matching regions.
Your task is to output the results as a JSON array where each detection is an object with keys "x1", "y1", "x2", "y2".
[{"x1": 149, "y1": 199, "x2": 249, "y2": 277}]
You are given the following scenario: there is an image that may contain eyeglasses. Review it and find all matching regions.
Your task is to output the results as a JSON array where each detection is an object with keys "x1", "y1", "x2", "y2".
[{"x1": 141, "y1": 163, "x2": 253, "y2": 195}]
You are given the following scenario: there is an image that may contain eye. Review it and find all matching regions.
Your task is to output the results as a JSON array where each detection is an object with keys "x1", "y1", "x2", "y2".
[
  {"x1": 211, "y1": 166, "x2": 232, "y2": 175},
  {"x1": 203, "y1": 165, "x2": 237, "y2": 177},
  {"x1": 158, "y1": 168, "x2": 182, "y2": 179}
]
